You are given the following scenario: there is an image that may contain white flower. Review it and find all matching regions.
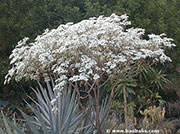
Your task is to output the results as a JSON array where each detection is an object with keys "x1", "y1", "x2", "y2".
[
  {"x1": 69, "y1": 74, "x2": 89, "y2": 82},
  {"x1": 51, "y1": 99, "x2": 56, "y2": 105},
  {"x1": 5, "y1": 13, "x2": 175, "y2": 85},
  {"x1": 93, "y1": 74, "x2": 100, "y2": 80}
]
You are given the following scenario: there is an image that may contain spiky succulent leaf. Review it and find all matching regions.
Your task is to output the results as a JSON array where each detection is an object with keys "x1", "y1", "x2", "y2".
[{"x1": 7, "y1": 80, "x2": 86, "y2": 134}]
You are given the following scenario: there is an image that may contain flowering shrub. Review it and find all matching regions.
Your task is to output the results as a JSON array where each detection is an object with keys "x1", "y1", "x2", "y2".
[
  {"x1": 4, "y1": 13, "x2": 175, "y2": 133},
  {"x1": 5, "y1": 13, "x2": 175, "y2": 94}
]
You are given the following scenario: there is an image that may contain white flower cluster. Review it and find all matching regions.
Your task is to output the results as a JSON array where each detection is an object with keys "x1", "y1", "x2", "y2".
[{"x1": 5, "y1": 13, "x2": 175, "y2": 87}]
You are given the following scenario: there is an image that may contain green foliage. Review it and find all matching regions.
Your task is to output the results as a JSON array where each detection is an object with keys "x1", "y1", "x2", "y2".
[
  {"x1": 133, "y1": 67, "x2": 168, "y2": 113},
  {"x1": 1, "y1": 0, "x2": 179, "y2": 51},
  {"x1": 142, "y1": 67, "x2": 169, "y2": 91},
  {"x1": 107, "y1": 65, "x2": 169, "y2": 117},
  {"x1": 115, "y1": 78, "x2": 137, "y2": 98},
  {"x1": 0, "y1": 57, "x2": 9, "y2": 89}
]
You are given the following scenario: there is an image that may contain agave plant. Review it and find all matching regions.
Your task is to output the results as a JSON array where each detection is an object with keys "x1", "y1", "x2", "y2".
[
  {"x1": 81, "y1": 97, "x2": 116, "y2": 134},
  {"x1": 5, "y1": 79, "x2": 94, "y2": 134},
  {"x1": 2, "y1": 77, "x2": 117, "y2": 134},
  {"x1": 0, "y1": 111, "x2": 19, "y2": 134}
]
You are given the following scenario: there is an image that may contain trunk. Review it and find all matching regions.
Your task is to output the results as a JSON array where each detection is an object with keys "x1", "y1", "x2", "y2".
[
  {"x1": 94, "y1": 86, "x2": 102, "y2": 134},
  {"x1": 123, "y1": 86, "x2": 128, "y2": 128}
]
